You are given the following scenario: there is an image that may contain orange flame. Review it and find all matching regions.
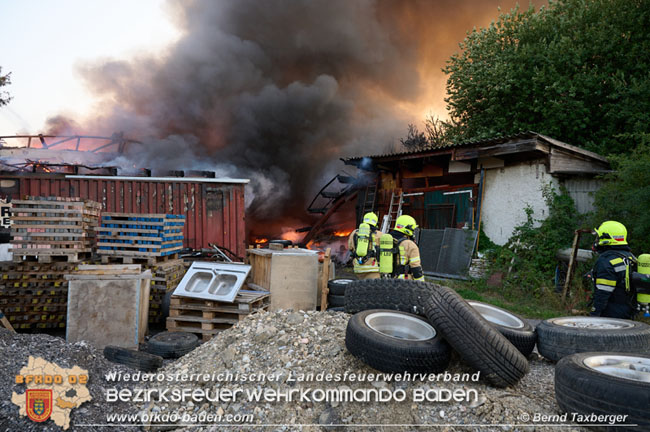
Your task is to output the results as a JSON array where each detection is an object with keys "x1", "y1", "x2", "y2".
[
  {"x1": 254, "y1": 237, "x2": 268, "y2": 244},
  {"x1": 332, "y1": 229, "x2": 353, "y2": 237}
]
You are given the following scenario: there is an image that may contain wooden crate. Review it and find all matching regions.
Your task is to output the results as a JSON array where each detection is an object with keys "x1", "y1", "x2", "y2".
[
  {"x1": 246, "y1": 248, "x2": 319, "y2": 311},
  {"x1": 9, "y1": 196, "x2": 100, "y2": 263},
  {"x1": 166, "y1": 290, "x2": 270, "y2": 341},
  {"x1": 97, "y1": 213, "x2": 185, "y2": 261}
]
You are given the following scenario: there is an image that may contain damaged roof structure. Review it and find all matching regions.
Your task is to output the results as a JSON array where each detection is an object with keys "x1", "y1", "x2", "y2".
[{"x1": 342, "y1": 131, "x2": 610, "y2": 246}]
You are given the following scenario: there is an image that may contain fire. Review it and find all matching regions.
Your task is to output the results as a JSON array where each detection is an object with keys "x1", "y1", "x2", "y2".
[
  {"x1": 280, "y1": 229, "x2": 303, "y2": 243},
  {"x1": 254, "y1": 237, "x2": 268, "y2": 244},
  {"x1": 332, "y1": 229, "x2": 353, "y2": 237}
]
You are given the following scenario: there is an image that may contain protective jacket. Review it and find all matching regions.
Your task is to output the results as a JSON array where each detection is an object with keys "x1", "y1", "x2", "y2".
[
  {"x1": 591, "y1": 246, "x2": 636, "y2": 319},
  {"x1": 348, "y1": 229, "x2": 382, "y2": 276},
  {"x1": 389, "y1": 230, "x2": 424, "y2": 281}
]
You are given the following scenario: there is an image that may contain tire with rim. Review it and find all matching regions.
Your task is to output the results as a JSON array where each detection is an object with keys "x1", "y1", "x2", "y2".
[
  {"x1": 103, "y1": 346, "x2": 163, "y2": 372},
  {"x1": 536, "y1": 316, "x2": 650, "y2": 362},
  {"x1": 345, "y1": 278, "x2": 434, "y2": 316},
  {"x1": 147, "y1": 331, "x2": 199, "y2": 358},
  {"x1": 328, "y1": 278, "x2": 356, "y2": 296},
  {"x1": 345, "y1": 309, "x2": 450, "y2": 373},
  {"x1": 467, "y1": 300, "x2": 537, "y2": 357},
  {"x1": 555, "y1": 352, "x2": 650, "y2": 431},
  {"x1": 327, "y1": 294, "x2": 345, "y2": 308},
  {"x1": 423, "y1": 285, "x2": 529, "y2": 387}
]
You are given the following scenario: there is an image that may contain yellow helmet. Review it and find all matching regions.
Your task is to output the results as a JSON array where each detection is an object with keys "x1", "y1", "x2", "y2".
[
  {"x1": 362, "y1": 212, "x2": 378, "y2": 227},
  {"x1": 594, "y1": 221, "x2": 628, "y2": 246},
  {"x1": 394, "y1": 215, "x2": 418, "y2": 237}
]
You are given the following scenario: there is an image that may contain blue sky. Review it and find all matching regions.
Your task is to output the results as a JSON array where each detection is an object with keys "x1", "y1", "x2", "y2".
[{"x1": 0, "y1": 0, "x2": 180, "y2": 135}]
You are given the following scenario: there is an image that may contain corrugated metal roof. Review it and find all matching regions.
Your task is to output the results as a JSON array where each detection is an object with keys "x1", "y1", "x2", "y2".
[
  {"x1": 342, "y1": 131, "x2": 540, "y2": 161},
  {"x1": 341, "y1": 131, "x2": 608, "y2": 163}
]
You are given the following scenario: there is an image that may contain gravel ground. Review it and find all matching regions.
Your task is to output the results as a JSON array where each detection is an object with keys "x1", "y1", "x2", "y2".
[{"x1": 0, "y1": 310, "x2": 589, "y2": 432}]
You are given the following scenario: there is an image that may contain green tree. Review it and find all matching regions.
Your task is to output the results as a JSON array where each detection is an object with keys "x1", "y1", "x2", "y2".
[
  {"x1": 593, "y1": 133, "x2": 650, "y2": 254},
  {"x1": 443, "y1": 0, "x2": 650, "y2": 156},
  {"x1": 0, "y1": 67, "x2": 11, "y2": 106}
]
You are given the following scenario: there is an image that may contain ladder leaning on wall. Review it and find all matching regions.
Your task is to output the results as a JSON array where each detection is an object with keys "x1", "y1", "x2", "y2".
[{"x1": 381, "y1": 190, "x2": 403, "y2": 233}]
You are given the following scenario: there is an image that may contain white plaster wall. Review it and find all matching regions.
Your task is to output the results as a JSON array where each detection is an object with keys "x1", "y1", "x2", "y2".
[{"x1": 480, "y1": 161, "x2": 560, "y2": 245}]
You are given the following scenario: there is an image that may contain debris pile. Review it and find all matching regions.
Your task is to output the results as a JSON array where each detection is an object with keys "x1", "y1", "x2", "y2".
[{"x1": 141, "y1": 310, "x2": 573, "y2": 430}]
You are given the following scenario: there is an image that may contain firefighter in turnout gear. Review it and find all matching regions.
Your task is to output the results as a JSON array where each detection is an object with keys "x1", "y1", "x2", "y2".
[
  {"x1": 388, "y1": 214, "x2": 424, "y2": 281},
  {"x1": 348, "y1": 212, "x2": 383, "y2": 280},
  {"x1": 590, "y1": 221, "x2": 637, "y2": 319}
]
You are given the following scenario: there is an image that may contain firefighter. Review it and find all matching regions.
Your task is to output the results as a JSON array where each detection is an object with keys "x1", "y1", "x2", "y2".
[
  {"x1": 348, "y1": 212, "x2": 382, "y2": 279},
  {"x1": 389, "y1": 214, "x2": 424, "y2": 281},
  {"x1": 590, "y1": 220, "x2": 637, "y2": 319}
]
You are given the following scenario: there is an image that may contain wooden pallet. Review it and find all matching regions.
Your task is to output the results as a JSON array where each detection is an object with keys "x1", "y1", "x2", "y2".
[
  {"x1": 0, "y1": 261, "x2": 78, "y2": 328},
  {"x1": 11, "y1": 252, "x2": 92, "y2": 263},
  {"x1": 100, "y1": 253, "x2": 180, "y2": 265},
  {"x1": 166, "y1": 291, "x2": 270, "y2": 341},
  {"x1": 97, "y1": 212, "x2": 185, "y2": 260},
  {"x1": 10, "y1": 197, "x2": 99, "y2": 263}
]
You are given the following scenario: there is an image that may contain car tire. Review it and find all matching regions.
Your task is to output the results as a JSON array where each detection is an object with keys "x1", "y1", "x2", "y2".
[
  {"x1": 555, "y1": 352, "x2": 650, "y2": 430},
  {"x1": 423, "y1": 285, "x2": 529, "y2": 387},
  {"x1": 467, "y1": 301, "x2": 537, "y2": 357},
  {"x1": 161, "y1": 291, "x2": 173, "y2": 320},
  {"x1": 147, "y1": 331, "x2": 199, "y2": 358},
  {"x1": 345, "y1": 309, "x2": 450, "y2": 373},
  {"x1": 103, "y1": 346, "x2": 163, "y2": 372},
  {"x1": 344, "y1": 278, "x2": 434, "y2": 316},
  {"x1": 328, "y1": 294, "x2": 345, "y2": 308},
  {"x1": 328, "y1": 278, "x2": 356, "y2": 296},
  {"x1": 536, "y1": 316, "x2": 650, "y2": 362}
]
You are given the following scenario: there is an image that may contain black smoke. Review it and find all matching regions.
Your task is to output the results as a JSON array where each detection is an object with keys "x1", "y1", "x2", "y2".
[{"x1": 47, "y1": 0, "x2": 544, "y2": 227}]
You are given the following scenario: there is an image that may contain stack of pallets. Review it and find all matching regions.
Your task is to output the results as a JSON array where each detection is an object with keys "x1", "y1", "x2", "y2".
[
  {"x1": 0, "y1": 261, "x2": 78, "y2": 330},
  {"x1": 148, "y1": 258, "x2": 186, "y2": 324},
  {"x1": 97, "y1": 213, "x2": 185, "y2": 265},
  {"x1": 166, "y1": 290, "x2": 270, "y2": 341},
  {"x1": 10, "y1": 196, "x2": 101, "y2": 263}
]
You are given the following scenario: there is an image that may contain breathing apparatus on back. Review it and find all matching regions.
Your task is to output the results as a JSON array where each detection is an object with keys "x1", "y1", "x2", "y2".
[
  {"x1": 593, "y1": 221, "x2": 650, "y2": 316},
  {"x1": 353, "y1": 212, "x2": 379, "y2": 264}
]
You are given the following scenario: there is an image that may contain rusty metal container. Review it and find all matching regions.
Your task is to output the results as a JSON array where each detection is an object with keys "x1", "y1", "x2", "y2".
[{"x1": 0, "y1": 174, "x2": 248, "y2": 258}]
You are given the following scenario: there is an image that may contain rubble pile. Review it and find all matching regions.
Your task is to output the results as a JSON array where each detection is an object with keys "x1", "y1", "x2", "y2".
[{"x1": 145, "y1": 310, "x2": 576, "y2": 431}]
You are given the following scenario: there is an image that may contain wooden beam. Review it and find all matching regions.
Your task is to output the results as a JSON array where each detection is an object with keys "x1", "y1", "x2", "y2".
[
  {"x1": 320, "y1": 248, "x2": 332, "y2": 311},
  {"x1": 0, "y1": 309, "x2": 15, "y2": 332}
]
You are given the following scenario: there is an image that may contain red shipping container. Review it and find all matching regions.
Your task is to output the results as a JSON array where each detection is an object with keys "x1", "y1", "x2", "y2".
[{"x1": 0, "y1": 174, "x2": 248, "y2": 258}]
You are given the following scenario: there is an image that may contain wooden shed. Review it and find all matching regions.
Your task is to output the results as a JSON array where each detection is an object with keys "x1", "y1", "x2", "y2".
[{"x1": 341, "y1": 132, "x2": 610, "y2": 245}]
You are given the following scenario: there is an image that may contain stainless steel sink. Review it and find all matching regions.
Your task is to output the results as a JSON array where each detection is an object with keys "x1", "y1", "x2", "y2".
[{"x1": 173, "y1": 262, "x2": 251, "y2": 302}]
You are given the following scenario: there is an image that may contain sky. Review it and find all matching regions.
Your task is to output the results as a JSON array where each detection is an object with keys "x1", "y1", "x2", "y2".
[
  {"x1": 0, "y1": 0, "x2": 543, "y2": 138},
  {"x1": 0, "y1": 0, "x2": 181, "y2": 135}
]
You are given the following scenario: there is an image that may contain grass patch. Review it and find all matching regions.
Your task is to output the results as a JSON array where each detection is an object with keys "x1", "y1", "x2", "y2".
[{"x1": 428, "y1": 277, "x2": 569, "y2": 320}]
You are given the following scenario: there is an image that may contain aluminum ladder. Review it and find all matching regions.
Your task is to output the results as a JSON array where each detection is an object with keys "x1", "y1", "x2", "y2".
[{"x1": 381, "y1": 190, "x2": 403, "y2": 233}]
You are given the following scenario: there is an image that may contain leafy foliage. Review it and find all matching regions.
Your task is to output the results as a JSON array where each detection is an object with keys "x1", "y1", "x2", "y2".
[
  {"x1": 0, "y1": 67, "x2": 11, "y2": 107},
  {"x1": 594, "y1": 133, "x2": 650, "y2": 254},
  {"x1": 443, "y1": 0, "x2": 650, "y2": 156}
]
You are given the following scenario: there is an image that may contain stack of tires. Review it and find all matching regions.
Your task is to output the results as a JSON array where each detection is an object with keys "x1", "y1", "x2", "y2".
[
  {"x1": 326, "y1": 279, "x2": 355, "y2": 311},
  {"x1": 536, "y1": 316, "x2": 650, "y2": 430},
  {"x1": 343, "y1": 279, "x2": 650, "y2": 428},
  {"x1": 344, "y1": 279, "x2": 533, "y2": 387}
]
